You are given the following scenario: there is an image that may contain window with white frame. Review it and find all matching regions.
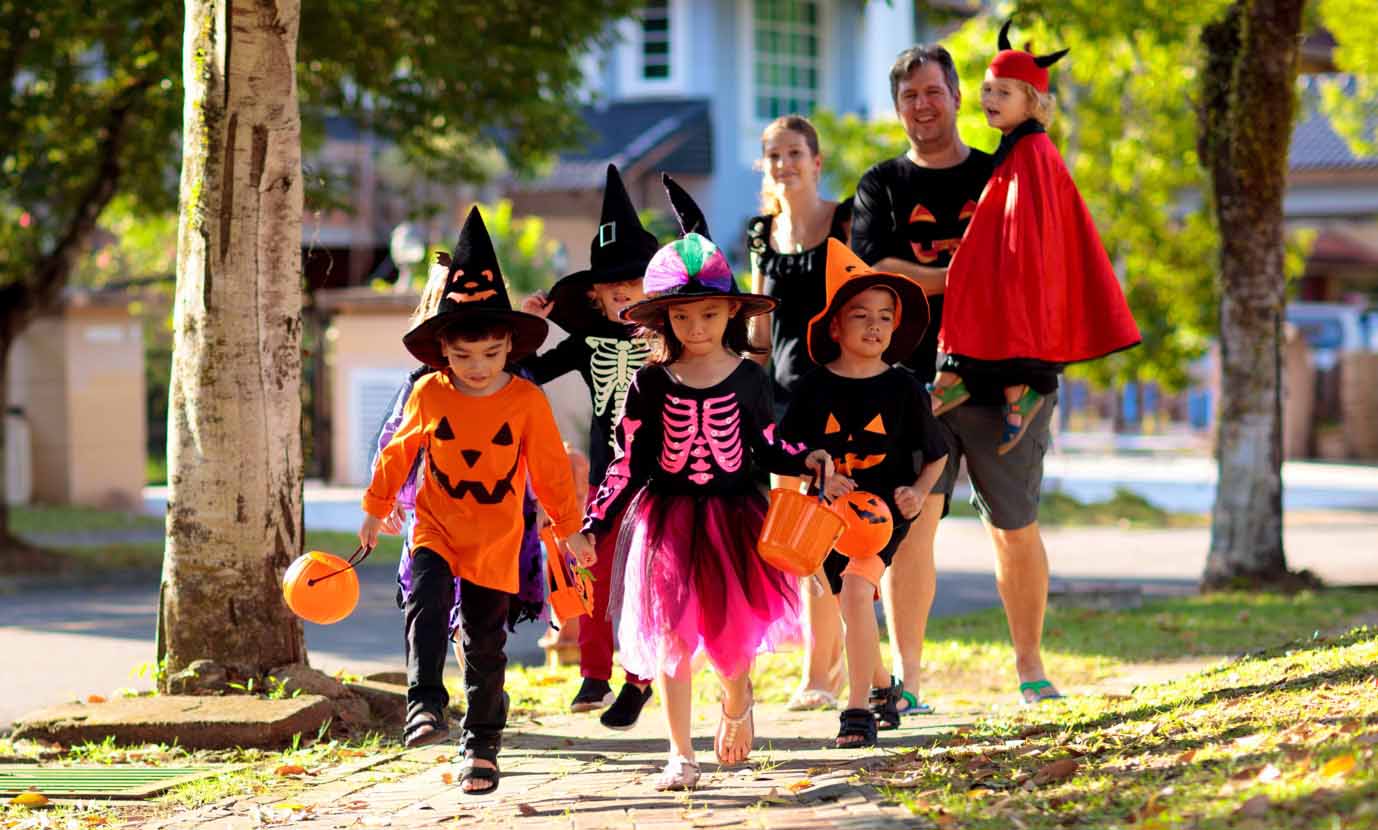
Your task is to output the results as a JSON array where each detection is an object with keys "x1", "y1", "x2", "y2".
[
  {"x1": 751, "y1": 0, "x2": 821, "y2": 121},
  {"x1": 640, "y1": 0, "x2": 672, "y2": 81}
]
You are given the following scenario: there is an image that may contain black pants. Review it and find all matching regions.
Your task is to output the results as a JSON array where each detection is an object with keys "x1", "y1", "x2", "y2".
[{"x1": 405, "y1": 547, "x2": 510, "y2": 753}]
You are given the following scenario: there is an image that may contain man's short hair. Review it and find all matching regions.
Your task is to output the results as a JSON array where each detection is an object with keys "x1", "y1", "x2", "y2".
[{"x1": 889, "y1": 45, "x2": 960, "y2": 104}]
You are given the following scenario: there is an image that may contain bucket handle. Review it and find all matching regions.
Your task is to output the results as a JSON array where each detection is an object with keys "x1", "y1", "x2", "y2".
[
  {"x1": 306, "y1": 545, "x2": 373, "y2": 587},
  {"x1": 801, "y1": 466, "x2": 831, "y2": 504}
]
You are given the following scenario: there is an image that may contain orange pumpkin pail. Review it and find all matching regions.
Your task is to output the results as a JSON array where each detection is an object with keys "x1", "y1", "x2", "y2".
[
  {"x1": 282, "y1": 547, "x2": 369, "y2": 625},
  {"x1": 758, "y1": 476, "x2": 846, "y2": 577},
  {"x1": 834, "y1": 491, "x2": 893, "y2": 559},
  {"x1": 542, "y1": 527, "x2": 595, "y2": 625}
]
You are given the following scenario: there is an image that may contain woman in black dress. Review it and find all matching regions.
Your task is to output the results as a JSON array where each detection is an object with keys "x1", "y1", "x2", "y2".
[{"x1": 746, "y1": 115, "x2": 851, "y2": 711}]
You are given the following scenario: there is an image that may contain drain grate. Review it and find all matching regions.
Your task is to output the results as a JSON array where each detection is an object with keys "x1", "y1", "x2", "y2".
[{"x1": 0, "y1": 765, "x2": 227, "y2": 799}]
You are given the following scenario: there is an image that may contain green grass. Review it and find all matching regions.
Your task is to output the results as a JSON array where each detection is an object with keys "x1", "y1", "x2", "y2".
[
  {"x1": 486, "y1": 589, "x2": 1378, "y2": 721},
  {"x1": 948, "y1": 486, "x2": 1207, "y2": 528},
  {"x1": 9, "y1": 504, "x2": 162, "y2": 536},
  {"x1": 877, "y1": 626, "x2": 1378, "y2": 829}
]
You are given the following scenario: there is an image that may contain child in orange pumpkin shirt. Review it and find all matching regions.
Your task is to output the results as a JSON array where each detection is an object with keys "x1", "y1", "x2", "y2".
[{"x1": 359, "y1": 208, "x2": 594, "y2": 795}]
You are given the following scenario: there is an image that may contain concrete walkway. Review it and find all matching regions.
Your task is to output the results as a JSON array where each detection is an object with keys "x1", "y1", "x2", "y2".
[{"x1": 140, "y1": 703, "x2": 975, "y2": 830}]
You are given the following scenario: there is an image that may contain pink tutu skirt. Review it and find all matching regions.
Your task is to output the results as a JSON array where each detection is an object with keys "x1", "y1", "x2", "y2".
[{"x1": 609, "y1": 487, "x2": 802, "y2": 680}]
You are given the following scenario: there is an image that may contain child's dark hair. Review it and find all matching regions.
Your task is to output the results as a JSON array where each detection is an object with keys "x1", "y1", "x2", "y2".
[
  {"x1": 437, "y1": 315, "x2": 514, "y2": 347},
  {"x1": 640, "y1": 311, "x2": 765, "y2": 365}
]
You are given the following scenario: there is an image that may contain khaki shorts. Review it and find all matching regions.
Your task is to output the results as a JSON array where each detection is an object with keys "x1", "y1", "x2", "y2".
[{"x1": 933, "y1": 393, "x2": 1057, "y2": 530}]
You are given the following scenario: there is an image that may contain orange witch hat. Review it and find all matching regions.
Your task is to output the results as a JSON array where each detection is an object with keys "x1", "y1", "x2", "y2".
[{"x1": 806, "y1": 239, "x2": 929, "y2": 366}]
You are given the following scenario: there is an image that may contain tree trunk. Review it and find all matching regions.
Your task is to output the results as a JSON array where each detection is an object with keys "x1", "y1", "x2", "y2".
[
  {"x1": 159, "y1": 0, "x2": 306, "y2": 684},
  {"x1": 1197, "y1": 0, "x2": 1304, "y2": 588}
]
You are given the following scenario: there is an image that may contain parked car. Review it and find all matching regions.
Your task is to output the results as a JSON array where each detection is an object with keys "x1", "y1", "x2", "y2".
[{"x1": 1285, "y1": 302, "x2": 1374, "y2": 371}]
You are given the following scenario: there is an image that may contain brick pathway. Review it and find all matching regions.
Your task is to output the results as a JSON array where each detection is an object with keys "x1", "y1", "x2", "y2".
[{"x1": 143, "y1": 703, "x2": 975, "y2": 829}]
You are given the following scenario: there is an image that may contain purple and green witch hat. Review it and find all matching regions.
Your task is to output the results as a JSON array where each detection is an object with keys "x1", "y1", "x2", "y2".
[{"x1": 620, "y1": 232, "x2": 776, "y2": 328}]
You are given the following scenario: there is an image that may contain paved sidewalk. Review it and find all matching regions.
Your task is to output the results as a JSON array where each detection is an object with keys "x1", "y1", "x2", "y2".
[{"x1": 139, "y1": 704, "x2": 975, "y2": 829}]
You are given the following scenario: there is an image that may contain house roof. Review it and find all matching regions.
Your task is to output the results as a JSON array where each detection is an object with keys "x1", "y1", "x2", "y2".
[
  {"x1": 517, "y1": 98, "x2": 713, "y2": 192},
  {"x1": 1290, "y1": 75, "x2": 1378, "y2": 172}
]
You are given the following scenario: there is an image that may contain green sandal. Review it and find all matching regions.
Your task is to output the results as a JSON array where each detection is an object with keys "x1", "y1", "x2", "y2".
[
  {"x1": 896, "y1": 689, "x2": 934, "y2": 716},
  {"x1": 1019, "y1": 679, "x2": 1064, "y2": 705},
  {"x1": 928, "y1": 380, "x2": 971, "y2": 416},
  {"x1": 998, "y1": 387, "x2": 1045, "y2": 456}
]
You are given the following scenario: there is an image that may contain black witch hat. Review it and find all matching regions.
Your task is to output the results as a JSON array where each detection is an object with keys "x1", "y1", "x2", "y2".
[
  {"x1": 547, "y1": 164, "x2": 660, "y2": 333},
  {"x1": 661, "y1": 172, "x2": 711, "y2": 239},
  {"x1": 403, "y1": 207, "x2": 549, "y2": 368}
]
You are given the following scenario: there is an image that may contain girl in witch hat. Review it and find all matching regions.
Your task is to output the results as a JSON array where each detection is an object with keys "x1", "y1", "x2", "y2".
[
  {"x1": 516, "y1": 164, "x2": 659, "y2": 726},
  {"x1": 779, "y1": 239, "x2": 949, "y2": 747},
  {"x1": 933, "y1": 20, "x2": 1140, "y2": 454},
  {"x1": 360, "y1": 207, "x2": 594, "y2": 794},
  {"x1": 582, "y1": 216, "x2": 833, "y2": 789}
]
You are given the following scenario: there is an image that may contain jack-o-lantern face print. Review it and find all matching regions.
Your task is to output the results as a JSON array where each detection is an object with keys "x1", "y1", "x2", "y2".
[
  {"x1": 823, "y1": 412, "x2": 889, "y2": 475},
  {"x1": 906, "y1": 200, "x2": 977, "y2": 265},
  {"x1": 429, "y1": 416, "x2": 519, "y2": 504},
  {"x1": 445, "y1": 268, "x2": 499, "y2": 304}
]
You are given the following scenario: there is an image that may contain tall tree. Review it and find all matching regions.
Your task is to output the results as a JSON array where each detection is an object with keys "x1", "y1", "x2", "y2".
[
  {"x1": 1197, "y1": 0, "x2": 1306, "y2": 587},
  {"x1": 0, "y1": 0, "x2": 639, "y2": 565},
  {"x1": 158, "y1": 0, "x2": 309, "y2": 680}
]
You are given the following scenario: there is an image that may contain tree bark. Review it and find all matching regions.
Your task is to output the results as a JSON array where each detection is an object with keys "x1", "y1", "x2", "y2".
[
  {"x1": 1198, "y1": 0, "x2": 1305, "y2": 588},
  {"x1": 159, "y1": 0, "x2": 306, "y2": 683}
]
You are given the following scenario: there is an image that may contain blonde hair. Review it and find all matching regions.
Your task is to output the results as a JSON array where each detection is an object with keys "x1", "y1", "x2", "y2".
[
  {"x1": 1013, "y1": 79, "x2": 1056, "y2": 126},
  {"x1": 756, "y1": 115, "x2": 822, "y2": 217},
  {"x1": 409, "y1": 252, "x2": 450, "y2": 328}
]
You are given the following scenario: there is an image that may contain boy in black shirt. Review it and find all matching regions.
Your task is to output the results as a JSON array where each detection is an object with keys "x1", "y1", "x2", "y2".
[{"x1": 780, "y1": 240, "x2": 947, "y2": 749}]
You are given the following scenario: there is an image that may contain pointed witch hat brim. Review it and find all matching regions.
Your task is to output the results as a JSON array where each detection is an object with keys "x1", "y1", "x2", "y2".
[
  {"x1": 806, "y1": 239, "x2": 929, "y2": 366},
  {"x1": 547, "y1": 164, "x2": 659, "y2": 333},
  {"x1": 403, "y1": 207, "x2": 548, "y2": 368}
]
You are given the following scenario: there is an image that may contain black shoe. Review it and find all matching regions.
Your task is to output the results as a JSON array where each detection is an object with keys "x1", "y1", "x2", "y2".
[
  {"x1": 600, "y1": 682, "x2": 653, "y2": 730},
  {"x1": 570, "y1": 678, "x2": 615, "y2": 713}
]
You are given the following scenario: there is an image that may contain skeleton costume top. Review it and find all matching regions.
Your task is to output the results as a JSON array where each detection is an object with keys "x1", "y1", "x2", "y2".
[
  {"x1": 522, "y1": 317, "x2": 650, "y2": 486},
  {"x1": 523, "y1": 163, "x2": 658, "y2": 485}
]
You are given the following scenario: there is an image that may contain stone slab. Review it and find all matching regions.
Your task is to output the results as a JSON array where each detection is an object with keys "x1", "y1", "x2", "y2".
[{"x1": 10, "y1": 694, "x2": 333, "y2": 749}]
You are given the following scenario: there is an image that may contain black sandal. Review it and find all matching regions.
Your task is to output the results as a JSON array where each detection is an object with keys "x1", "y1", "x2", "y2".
[
  {"x1": 403, "y1": 702, "x2": 451, "y2": 748},
  {"x1": 869, "y1": 676, "x2": 902, "y2": 731},
  {"x1": 834, "y1": 708, "x2": 878, "y2": 749},
  {"x1": 460, "y1": 738, "x2": 501, "y2": 795}
]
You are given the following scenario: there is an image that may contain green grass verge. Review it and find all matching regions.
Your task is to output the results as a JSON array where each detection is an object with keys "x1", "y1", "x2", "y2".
[
  {"x1": 877, "y1": 626, "x2": 1378, "y2": 829},
  {"x1": 948, "y1": 486, "x2": 1207, "y2": 528},
  {"x1": 9, "y1": 504, "x2": 163, "y2": 536}
]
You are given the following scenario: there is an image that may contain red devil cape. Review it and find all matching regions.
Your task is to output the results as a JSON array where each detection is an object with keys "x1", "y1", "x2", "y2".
[{"x1": 939, "y1": 122, "x2": 1140, "y2": 364}]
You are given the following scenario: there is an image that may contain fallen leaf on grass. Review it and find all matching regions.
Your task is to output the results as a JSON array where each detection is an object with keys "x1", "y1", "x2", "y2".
[
  {"x1": 87, "y1": 695, "x2": 106, "y2": 703},
  {"x1": 1236, "y1": 794, "x2": 1270, "y2": 818},
  {"x1": 1234, "y1": 733, "x2": 1267, "y2": 751},
  {"x1": 786, "y1": 779, "x2": 813, "y2": 793},
  {"x1": 1032, "y1": 758, "x2": 1079, "y2": 785},
  {"x1": 533, "y1": 675, "x2": 566, "y2": 686},
  {"x1": 434, "y1": 754, "x2": 449, "y2": 763},
  {"x1": 755, "y1": 787, "x2": 792, "y2": 806},
  {"x1": 441, "y1": 772, "x2": 453, "y2": 785},
  {"x1": 337, "y1": 749, "x2": 367, "y2": 758},
  {"x1": 274, "y1": 764, "x2": 307, "y2": 777},
  {"x1": 1256, "y1": 764, "x2": 1282, "y2": 783},
  {"x1": 274, "y1": 803, "x2": 307, "y2": 811},
  {"x1": 516, "y1": 803, "x2": 538, "y2": 816},
  {"x1": 1320, "y1": 754, "x2": 1356, "y2": 778},
  {"x1": 1176, "y1": 749, "x2": 1197, "y2": 765},
  {"x1": 9, "y1": 792, "x2": 49, "y2": 808}
]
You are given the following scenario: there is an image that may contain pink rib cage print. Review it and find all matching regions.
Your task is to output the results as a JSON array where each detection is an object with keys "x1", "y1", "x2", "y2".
[
  {"x1": 660, "y1": 394, "x2": 743, "y2": 486},
  {"x1": 587, "y1": 417, "x2": 642, "y2": 520}
]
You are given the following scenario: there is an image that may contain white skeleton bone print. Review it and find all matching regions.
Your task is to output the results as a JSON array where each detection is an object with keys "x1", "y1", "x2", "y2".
[
  {"x1": 586, "y1": 335, "x2": 651, "y2": 430},
  {"x1": 660, "y1": 393, "x2": 744, "y2": 486}
]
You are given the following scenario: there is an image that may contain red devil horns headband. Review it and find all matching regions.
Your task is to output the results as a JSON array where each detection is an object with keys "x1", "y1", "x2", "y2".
[{"x1": 989, "y1": 19, "x2": 1068, "y2": 94}]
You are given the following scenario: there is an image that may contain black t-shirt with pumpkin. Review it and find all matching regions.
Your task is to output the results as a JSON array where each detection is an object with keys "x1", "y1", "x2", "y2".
[
  {"x1": 850, "y1": 150, "x2": 994, "y2": 384},
  {"x1": 779, "y1": 366, "x2": 949, "y2": 526}
]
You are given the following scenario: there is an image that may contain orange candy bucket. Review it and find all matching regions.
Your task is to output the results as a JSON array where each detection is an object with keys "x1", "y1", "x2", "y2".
[
  {"x1": 757, "y1": 477, "x2": 847, "y2": 577},
  {"x1": 542, "y1": 527, "x2": 595, "y2": 625},
  {"x1": 282, "y1": 548, "x2": 369, "y2": 625}
]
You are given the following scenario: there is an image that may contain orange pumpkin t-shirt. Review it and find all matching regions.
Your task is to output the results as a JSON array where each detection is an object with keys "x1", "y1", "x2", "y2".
[{"x1": 362, "y1": 372, "x2": 581, "y2": 593}]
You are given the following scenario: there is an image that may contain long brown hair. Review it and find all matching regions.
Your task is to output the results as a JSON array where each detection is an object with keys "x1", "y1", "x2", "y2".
[{"x1": 757, "y1": 115, "x2": 822, "y2": 217}]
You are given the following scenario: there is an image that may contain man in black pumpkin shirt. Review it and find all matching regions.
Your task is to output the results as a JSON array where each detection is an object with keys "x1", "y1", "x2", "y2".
[{"x1": 850, "y1": 45, "x2": 1064, "y2": 706}]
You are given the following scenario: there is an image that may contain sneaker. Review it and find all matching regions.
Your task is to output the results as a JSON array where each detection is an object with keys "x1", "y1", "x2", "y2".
[
  {"x1": 570, "y1": 677, "x2": 615, "y2": 713},
  {"x1": 600, "y1": 682, "x2": 653, "y2": 730}
]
